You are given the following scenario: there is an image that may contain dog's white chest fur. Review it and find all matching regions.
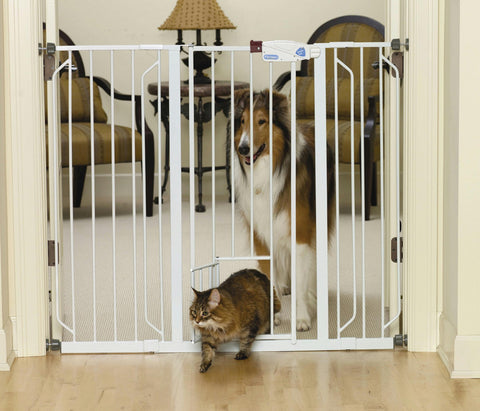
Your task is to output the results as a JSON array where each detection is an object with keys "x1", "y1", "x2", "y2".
[{"x1": 234, "y1": 155, "x2": 289, "y2": 250}]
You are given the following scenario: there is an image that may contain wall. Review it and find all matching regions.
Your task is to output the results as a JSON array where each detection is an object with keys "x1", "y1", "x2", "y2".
[
  {"x1": 439, "y1": 0, "x2": 480, "y2": 378},
  {"x1": 57, "y1": 0, "x2": 385, "y2": 201}
]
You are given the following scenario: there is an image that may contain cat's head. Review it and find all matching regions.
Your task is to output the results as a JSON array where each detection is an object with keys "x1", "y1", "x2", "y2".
[{"x1": 189, "y1": 288, "x2": 223, "y2": 330}]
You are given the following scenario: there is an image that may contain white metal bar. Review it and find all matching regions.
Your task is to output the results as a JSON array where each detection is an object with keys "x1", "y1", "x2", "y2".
[
  {"x1": 61, "y1": 337, "x2": 393, "y2": 354},
  {"x1": 334, "y1": 48, "x2": 341, "y2": 338},
  {"x1": 249, "y1": 54, "x2": 254, "y2": 256},
  {"x1": 68, "y1": 51, "x2": 76, "y2": 342},
  {"x1": 382, "y1": 55, "x2": 402, "y2": 330},
  {"x1": 290, "y1": 61, "x2": 297, "y2": 344},
  {"x1": 56, "y1": 45, "x2": 175, "y2": 51},
  {"x1": 191, "y1": 45, "x2": 250, "y2": 52},
  {"x1": 314, "y1": 51, "x2": 329, "y2": 340},
  {"x1": 189, "y1": 48, "x2": 196, "y2": 273},
  {"x1": 169, "y1": 48, "x2": 184, "y2": 342},
  {"x1": 379, "y1": 48, "x2": 385, "y2": 338},
  {"x1": 211, "y1": 52, "x2": 216, "y2": 261},
  {"x1": 141, "y1": 60, "x2": 162, "y2": 336},
  {"x1": 52, "y1": 60, "x2": 74, "y2": 336},
  {"x1": 89, "y1": 51, "x2": 97, "y2": 342},
  {"x1": 157, "y1": 50, "x2": 165, "y2": 342},
  {"x1": 336, "y1": 58, "x2": 357, "y2": 334},
  {"x1": 360, "y1": 48, "x2": 366, "y2": 339},
  {"x1": 216, "y1": 256, "x2": 271, "y2": 262},
  {"x1": 269, "y1": 62, "x2": 274, "y2": 334},
  {"x1": 110, "y1": 50, "x2": 117, "y2": 342},
  {"x1": 313, "y1": 41, "x2": 391, "y2": 49},
  {"x1": 130, "y1": 50, "x2": 138, "y2": 342},
  {"x1": 230, "y1": 51, "x2": 236, "y2": 256}
]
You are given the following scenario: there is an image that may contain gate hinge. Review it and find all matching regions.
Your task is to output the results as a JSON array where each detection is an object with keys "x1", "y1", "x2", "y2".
[
  {"x1": 391, "y1": 236, "x2": 403, "y2": 263},
  {"x1": 39, "y1": 42, "x2": 56, "y2": 81},
  {"x1": 394, "y1": 334, "x2": 408, "y2": 347},
  {"x1": 391, "y1": 51, "x2": 404, "y2": 79},
  {"x1": 48, "y1": 240, "x2": 59, "y2": 266}
]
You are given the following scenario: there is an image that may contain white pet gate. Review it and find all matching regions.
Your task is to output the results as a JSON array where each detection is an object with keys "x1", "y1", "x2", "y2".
[{"x1": 47, "y1": 39, "x2": 402, "y2": 353}]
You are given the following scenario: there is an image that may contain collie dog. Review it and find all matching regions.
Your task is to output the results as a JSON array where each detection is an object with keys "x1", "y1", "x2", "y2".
[{"x1": 232, "y1": 89, "x2": 335, "y2": 331}]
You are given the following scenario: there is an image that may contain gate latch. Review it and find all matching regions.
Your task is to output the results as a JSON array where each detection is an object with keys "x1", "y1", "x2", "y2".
[{"x1": 251, "y1": 40, "x2": 321, "y2": 62}]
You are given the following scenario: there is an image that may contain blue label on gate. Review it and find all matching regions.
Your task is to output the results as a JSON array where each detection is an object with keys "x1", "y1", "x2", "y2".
[
  {"x1": 296, "y1": 47, "x2": 306, "y2": 57},
  {"x1": 264, "y1": 54, "x2": 279, "y2": 60}
]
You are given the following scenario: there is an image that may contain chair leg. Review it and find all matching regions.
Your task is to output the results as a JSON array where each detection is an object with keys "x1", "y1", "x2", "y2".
[
  {"x1": 371, "y1": 162, "x2": 378, "y2": 207},
  {"x1": 363, "y1": 138, "x2": 374, "y2": 221},
  {"x1": 73, "y1": 165, "x2": 87, "y2": 208},
  {"x1": 145, "y1": 130, "x2": 155, "y2": 218}
]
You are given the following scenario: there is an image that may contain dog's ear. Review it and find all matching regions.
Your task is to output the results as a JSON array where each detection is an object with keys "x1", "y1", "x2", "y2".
[
  {"x1": 272, "y1": 91, "x2": 290, "y2": 123},
  {"x1": 233, "y1": 88, "x2": 250, "y2": 117}
]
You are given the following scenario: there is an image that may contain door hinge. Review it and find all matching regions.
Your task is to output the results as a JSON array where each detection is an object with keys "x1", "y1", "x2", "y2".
[
  {"x1": 39, "y1": 42, "x2": 56, "y2": 81},
  {"x1": 48, "y1": 240, "x2": 59, "y2": 266},
  {"x1": 391, "y1": 236, "x2": 403, "y2": 263}
]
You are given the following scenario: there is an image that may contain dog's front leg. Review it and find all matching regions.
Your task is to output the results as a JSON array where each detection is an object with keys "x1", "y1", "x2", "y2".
[{"x1": 295, "y1": 243, "x2": 316, "y2": 331}]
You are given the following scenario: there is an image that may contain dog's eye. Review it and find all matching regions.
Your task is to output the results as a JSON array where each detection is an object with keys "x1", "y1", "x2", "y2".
[
  {"x1": 241, "y1": 118, "x2": 245, "y2": 124},
  {"x1": 258, "y1": 119, "x2": 266, "y2": 125}
]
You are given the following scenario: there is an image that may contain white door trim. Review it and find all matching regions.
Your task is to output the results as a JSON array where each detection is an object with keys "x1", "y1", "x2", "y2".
[
  {"x1": 402, "y1": 0, "x2": 440, "y2": 351},
  {"x1": 3, "y1": 0, "x2": 48, "y2": 357}
]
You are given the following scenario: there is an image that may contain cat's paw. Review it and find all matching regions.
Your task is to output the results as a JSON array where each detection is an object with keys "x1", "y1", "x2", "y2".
[
  {"x1": 296, "y1": 318, "x2": 311, "y2": 332},
  {"x1": 199, "y1": 361, "x2": 212, "y2": 373},
  {"x1": 234, "y1": 350, "x2": 249, "y2": 360},
  {"x1": 274, "y1": 313, "x2": 281, "y2": 326},
  {"x1": 278, "y1": 285, "x2": 291, "y2": 296}
]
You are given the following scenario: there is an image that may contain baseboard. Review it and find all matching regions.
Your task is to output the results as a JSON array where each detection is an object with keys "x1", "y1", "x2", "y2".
[
  {"x1": 0, "y1": 320, "x2": 15, "y2": 371},
  {"x1": 438, "y1": 314, "x2": 480, "y2": 378},
  {"x1": 451, "y1": 336, "x2": 480, "y2": 378},
  {"x1": 438, "y1": 313, "x2": 456, "y2": 375}
]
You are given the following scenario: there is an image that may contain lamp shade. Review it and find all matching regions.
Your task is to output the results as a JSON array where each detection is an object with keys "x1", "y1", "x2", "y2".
[{"x1": 158, "y1": 0, "x2": 236, "y2": 30}]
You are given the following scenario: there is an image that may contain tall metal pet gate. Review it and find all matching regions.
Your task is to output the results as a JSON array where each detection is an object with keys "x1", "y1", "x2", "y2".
[{"x1": 47, "y1": 39, "x2": 402, "y2": 353}]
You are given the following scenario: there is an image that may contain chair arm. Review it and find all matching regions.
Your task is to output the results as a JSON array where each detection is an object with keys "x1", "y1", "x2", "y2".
[
  {"x1": 92, "y1": 76, "x2": 147, "y2": 134},
  {"x1": 273, "y1": 70, "x2": 303, "y2": 92}
]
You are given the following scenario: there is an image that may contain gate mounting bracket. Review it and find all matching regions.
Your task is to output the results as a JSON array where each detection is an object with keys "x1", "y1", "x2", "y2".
[{"x1": 40, "y1": 42, "x2": 56, "y2": 81}]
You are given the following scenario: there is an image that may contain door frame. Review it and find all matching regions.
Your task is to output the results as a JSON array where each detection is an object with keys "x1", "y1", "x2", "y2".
[{"x1": 4, "y1": 0, "x2": 441, "y2": 357}]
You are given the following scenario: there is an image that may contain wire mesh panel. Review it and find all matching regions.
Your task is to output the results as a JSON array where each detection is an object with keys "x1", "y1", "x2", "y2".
[{"x1": 48, "y1": 40, "x2": 401, "y2": 354}]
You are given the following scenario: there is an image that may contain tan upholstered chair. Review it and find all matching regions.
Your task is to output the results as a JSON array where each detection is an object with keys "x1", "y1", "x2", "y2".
[
  {"x1": 274, "y1": 15, "x2": 384, "y2": 220},
  {"x1": 45, "y1": 27, "x2": 155, "y2": 216}
]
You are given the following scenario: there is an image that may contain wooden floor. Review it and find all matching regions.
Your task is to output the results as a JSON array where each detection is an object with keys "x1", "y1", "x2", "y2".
[{"x1": 1, "y1": 350, "x2": 479, "y2": 410}]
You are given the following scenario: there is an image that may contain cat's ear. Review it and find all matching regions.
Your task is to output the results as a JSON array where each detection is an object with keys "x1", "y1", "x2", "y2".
[
  {"x1": 191, "y1": 288, "x2": 200, "y2": 297},
  {"x1": 208, "y1": 289, "x2": 221, "y2": 309}
]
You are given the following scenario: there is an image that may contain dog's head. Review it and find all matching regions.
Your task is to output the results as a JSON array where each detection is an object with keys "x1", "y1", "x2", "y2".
[{"x1": 233, "y1": 89, "x2": 290, "y2": 168}]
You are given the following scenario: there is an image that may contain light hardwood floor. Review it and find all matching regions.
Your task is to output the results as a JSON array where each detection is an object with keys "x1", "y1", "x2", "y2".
[{"x1": 1, "y1": 351, "x2": 480, "y2": 410}]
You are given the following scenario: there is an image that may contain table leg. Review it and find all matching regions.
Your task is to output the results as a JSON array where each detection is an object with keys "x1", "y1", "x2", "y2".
[{"x1": 195, "y1": 97, "x2": 206, "y2": 212}]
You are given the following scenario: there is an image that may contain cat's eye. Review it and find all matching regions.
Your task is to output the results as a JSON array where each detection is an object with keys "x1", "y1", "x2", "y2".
[
  {"x1": 202, "y1": 311, "x2": 209, "y2": 317},
  {"x1": 258, "y1": 119, "x2": 266, "y2": 125}
]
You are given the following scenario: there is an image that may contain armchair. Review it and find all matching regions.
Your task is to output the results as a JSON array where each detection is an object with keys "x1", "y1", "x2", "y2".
[
  {"x1": 274, "y1": 15, "x2": 384, "y2": 220},
  {"x1": 45, "y1": 27, "x2": 155, "y2": 216}
]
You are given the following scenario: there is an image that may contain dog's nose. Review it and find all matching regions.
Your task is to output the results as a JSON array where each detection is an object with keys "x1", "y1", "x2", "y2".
[{"x1": 238, "y1": 145, "x2": 250, "y2": 156}]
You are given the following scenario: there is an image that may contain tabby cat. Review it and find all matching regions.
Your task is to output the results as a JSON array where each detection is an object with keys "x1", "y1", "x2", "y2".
[{"x1": 190, "y1": 269, "x2": 281, "y2": 373}]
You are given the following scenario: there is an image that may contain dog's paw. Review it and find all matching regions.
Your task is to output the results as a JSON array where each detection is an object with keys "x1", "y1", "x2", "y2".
[
  {"x1": 296, "y1": 318, "x2": 311, "y2": 332},
  {"x1": 199, "y1": 361, "x2": 212, "y2": 373}
]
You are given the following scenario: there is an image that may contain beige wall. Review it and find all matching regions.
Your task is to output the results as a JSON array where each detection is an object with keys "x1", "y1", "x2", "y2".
[
  {"x1": 57, "y1": 0, "x2": 385, "y2": 200},
  {"x1": 440, "y1": 0, "x2": 480, "y2": 377}
]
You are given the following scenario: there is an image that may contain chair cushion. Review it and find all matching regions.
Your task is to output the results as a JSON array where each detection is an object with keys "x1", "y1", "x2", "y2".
[
  {"x1": 296, "y1": 76, "x2": 380, "y2": 121},
  {"x1": 298, "y1": 118, "x2": 380, "y2": 163},
  {"x1": 45, "y1": 77, "x2": 108, "y2": 123},
  {"x1": 46, "y1": 122, "x2": 143, "y2": 166}
]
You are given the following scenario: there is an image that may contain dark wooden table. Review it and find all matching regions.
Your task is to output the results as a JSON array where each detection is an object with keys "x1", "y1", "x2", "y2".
[{"x1": 148, "y1": 81, "x2": 249, "y2": 212}]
